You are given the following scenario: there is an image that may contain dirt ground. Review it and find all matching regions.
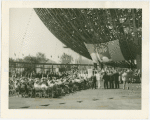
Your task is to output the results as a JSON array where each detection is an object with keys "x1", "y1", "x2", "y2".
[{"x1": 9, "y1": 83, "x2": 141, "y2": 109}]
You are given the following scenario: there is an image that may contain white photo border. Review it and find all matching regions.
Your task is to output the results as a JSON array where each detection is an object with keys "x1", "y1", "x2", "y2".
[{"x1": 1, "y1": 1, "x2": 149, "y2": 119}]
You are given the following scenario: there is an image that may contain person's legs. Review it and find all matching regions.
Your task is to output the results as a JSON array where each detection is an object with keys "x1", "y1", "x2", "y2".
[
  {"x1": 116, "y1": 81, "x2": 118, "y2": 89},
  {"x1": 104, "y1": 81, "x2": 106, "y2": 89},
  {"x1": 108, "y1": 80, "x2": 110, "y2": 89},
  {"x1": 114, "y1": 81, "x2": 116, "y2": 89},
  {"x1": 126, "y1": 81, "x2": 129, "y2": 90},
  {"x1": 117, "y1": 81, "x2": 119, "y2": 89},
  {"x1": 110, "y1": 81, "x2": 113, "y2": 89},
  {"x1": 92, "y1": 81, "x2": 95, "y2": 89},
  {"x1": 106, "y1": 81, "x2": 108, "y2": 89},
  {"x1": 111, "y1": 81, "x2": 113, "y2": 89},
  {"x1": 97, "y1": 80, "x2": 99, "y2": 88},
  {"x1": 109, "y1": 81, "x2": 111, "y2": 89},
  {"x1": 98, "y1": 80, "x2": 100, "y2": 89},
  {"x1": 112, "y1": 81, "x2": 114, "y2": 89},
  {"x1": 99, "y1": 80, "x2": 101, "y2": 88},
  {"x1": 114, "y1": 81, "x2": 116, "y2": 88},
  {"x1": 84, "y1": 80, "x2": 86, "y2": 89},
  {"x1": 92, "y1": 81, "x2": 94, "y2": 89},
  {"x1": 123, "y1": 81, "x2": 126, "y2": 89},
  {"x1": 94, "y1": 81, "x2": 96, "y2": 89}
]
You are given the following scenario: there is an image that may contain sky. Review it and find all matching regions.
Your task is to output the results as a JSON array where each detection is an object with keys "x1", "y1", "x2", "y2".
[{"x1": 9, "y1": 8, "x2": 92, "y2": 64}]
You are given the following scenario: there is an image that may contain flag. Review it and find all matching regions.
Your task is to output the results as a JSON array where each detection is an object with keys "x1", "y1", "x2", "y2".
[
  {"x1": 84, "y1": 43, "x2": 111, "y2": 63},
  {"x1": 84, "y1": 40, "x2": 125, "y2": 63},
  {"x1": 94, "y1": 43, "x2": 111, "y2": 62}
]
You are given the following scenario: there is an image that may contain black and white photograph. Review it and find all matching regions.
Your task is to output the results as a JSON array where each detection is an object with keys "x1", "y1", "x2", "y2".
[
  {"x1": 1, "y1": 1, "x2": 149, "y2": 119},
  {"x1": 8, "y1": 8, "x2": 143, "y2": 110}
]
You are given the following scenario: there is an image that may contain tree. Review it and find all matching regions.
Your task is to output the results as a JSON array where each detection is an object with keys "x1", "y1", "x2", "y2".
[
  {"x1": 23, "y1": 55, "x2": 38, "y2": 63},
  {"x1": 9, "y1": 53, "x2": 50, "y2": 75},
  {"x1": 36, "y1": 52, "x2": 48, "y2": 63},
  {"x1": 9, "y1": 58, "x2": 15, "y2": 62},
  {"x1": 22, "y1": 55, "x2": 37, "y2": 74},
  {"x1": 22, "y1": 53, "x2": 48, "y2": 63},
  {"x1": 60, "y1": 53, "x2": 73, "y2": 72},
  {"x1": 60, "y1": 53, "x2": 73, "y2": 64}
]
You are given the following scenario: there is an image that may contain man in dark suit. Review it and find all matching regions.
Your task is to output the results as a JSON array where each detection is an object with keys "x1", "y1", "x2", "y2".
[
  {"x1": 91, "y1": 71, "x2": 97, "y2": 89},
  {"x1": 109, "y1": 71, "x2": 114, "y2": 89},
  {"x1": 103, "y1": 72, "x2": 108, "y2": 89},
  {"x1": 114, "y1": 70, "x2": 120, "y2": 89}
]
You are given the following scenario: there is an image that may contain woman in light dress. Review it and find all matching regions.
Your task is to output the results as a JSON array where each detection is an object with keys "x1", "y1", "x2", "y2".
[
  {"x1": 122, "y1": 69, "x2": 129, "y2": 90},
  {"x1": 96, "y1": 71, "x2": 101, "y2": 89}
]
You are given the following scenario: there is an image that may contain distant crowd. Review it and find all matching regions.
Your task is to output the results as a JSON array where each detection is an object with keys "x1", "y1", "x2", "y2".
[{"x1": 9, "y1": 67, "x2": 141, "y2": 98}]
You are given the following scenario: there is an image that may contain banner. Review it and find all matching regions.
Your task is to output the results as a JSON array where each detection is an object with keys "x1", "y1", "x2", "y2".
[{"x1": 84, "y1": 40, "x2": 125, "y2": 63}]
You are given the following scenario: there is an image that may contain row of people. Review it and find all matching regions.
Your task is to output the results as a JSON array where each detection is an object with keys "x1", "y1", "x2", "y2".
[
  {"x1": 90, "y1": 68, "x2": 141, "y2": 90},
  {"x1": 90, "y1": 70, "x2": 119, "y2": 89}
]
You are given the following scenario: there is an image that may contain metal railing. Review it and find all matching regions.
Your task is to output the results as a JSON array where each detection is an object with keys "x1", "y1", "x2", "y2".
[{"x1": 9, "y1": 62, "x2": 94, "y2": 76}]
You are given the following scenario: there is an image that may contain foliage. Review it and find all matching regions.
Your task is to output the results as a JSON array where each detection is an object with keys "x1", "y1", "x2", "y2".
[
  {"x1": 9, "y1": 52, "x2": 50, "y2": 75},
  {"x1": 59, "y1": 53, "x2": 73, "y2": 72},
  {"x1": 9, "y1": 58, "x2": 15, "y2": 62},
  {"x1": 36, "y1": 52, "x2": 49, "y2": 63},
  {"x1": 60, "y1": 53, "x2": 73, "y2": 64}
]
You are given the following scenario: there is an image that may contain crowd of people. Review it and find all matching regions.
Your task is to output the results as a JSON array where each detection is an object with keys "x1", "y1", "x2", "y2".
[
  {"x1": 91, "y1": 67, "x2": 141, "y2": 90},
  {"x1": 10, "y1": 71, "x2": 69, "y2": 79},
  {"x1": 9, "y1": 67, "x2": 141, "y2": 98}
]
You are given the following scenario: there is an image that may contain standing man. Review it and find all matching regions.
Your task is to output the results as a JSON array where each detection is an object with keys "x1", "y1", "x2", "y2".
[
  {"x1": 119, "y1": 69, "x2": 123, "y2": 83},
  {"x1": 109, "y1": 71, "x2": 114, "y2": 89},
  {"x1": 112, "y1": 70, "x2": 115, "y2": 89},
  {"x1": 103, "y1": 72, "x2": 108, "y2": 89},
  {"x1": 114, "y1": 70, "x2": 119, "y2": 89},
  {"x1": 107, "y1": 70, "x2": 111, "y2": 89},
  {"x1": 91, "y1": 71, "x2": 97, "y2": 89}
]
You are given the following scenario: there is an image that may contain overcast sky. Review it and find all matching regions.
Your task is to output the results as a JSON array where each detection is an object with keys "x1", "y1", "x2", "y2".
[{"x1": 9, "y1": 8, "x2": 92, "y2": 63}]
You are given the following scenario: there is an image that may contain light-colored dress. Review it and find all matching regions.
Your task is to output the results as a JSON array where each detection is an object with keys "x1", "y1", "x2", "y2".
[
  {"x1": 122, "y1": 72, "x2": 127, "y2": 82},
  {"x1": 96, "y1": 73, "x2": 101, "y2": 88},
  {"x1": 122, "y1": 72, "x2": 128, "y2": 89}
]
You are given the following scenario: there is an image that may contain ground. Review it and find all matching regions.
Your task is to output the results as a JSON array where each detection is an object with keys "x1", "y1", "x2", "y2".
[{"x1": 9, "y1": 83, "x2": 141, "y2": 109}]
